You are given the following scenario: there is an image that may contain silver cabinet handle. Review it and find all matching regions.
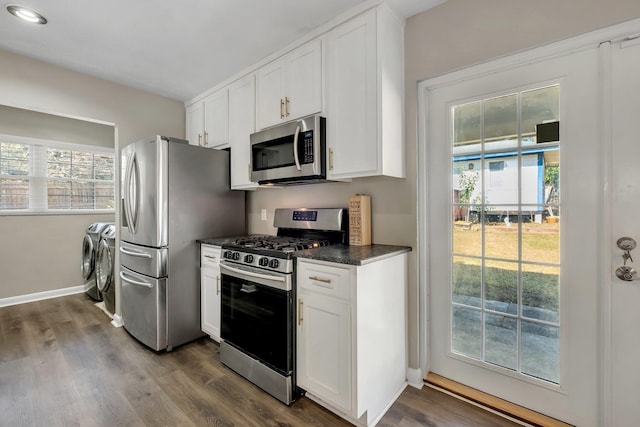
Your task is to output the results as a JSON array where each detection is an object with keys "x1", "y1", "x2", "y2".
[
  {"x1": 119, "y1": 271, "x2": 153, "y2": 288},
  {"x1": 204, "y1": 255, "x2": 218, "y2": 261},
  {"x1": 309, "y1": 276, "x2": 332, "y2": 284},
  {"x1": 329, "y1": 148, "x2": 334, "y2": 171},
  {"x1": 120, "y1": 247, "x2": 152, "y2": 258}
]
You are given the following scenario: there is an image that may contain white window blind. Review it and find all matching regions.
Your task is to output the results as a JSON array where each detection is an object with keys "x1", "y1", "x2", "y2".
[{"x1": 0, "y1": 134, "x2": 114, "y2": 213}]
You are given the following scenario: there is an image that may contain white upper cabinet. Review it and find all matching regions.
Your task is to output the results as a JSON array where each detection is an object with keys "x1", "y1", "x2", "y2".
[
  {"x1": 204, "y1": 90, "x2": 229, "y2": 148},
  {"x1": 186, "y1": 101, "x2": 204, "y2": 147},
  {"x1": 186, "y1": 88, "x2": 229, "y2": 149},
  {"x1": 325, "y1": 5, "x2": 405, "y2": 180},
  {"x1": 256, "y1": 39, "x2": 322, "y2": 130},
  {"x1": 228, "y1": 74, "x2": 258, "y2": 190}
]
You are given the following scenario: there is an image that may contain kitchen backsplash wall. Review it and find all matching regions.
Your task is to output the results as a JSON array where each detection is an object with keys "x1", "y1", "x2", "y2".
[{"x1": 246, "y1": 175, "x2": 414, "y2": 247}]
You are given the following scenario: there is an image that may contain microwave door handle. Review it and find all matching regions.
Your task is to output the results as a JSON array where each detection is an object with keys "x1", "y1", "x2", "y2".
[{"x1": 293, "y1": 125, "x2": 302, "y2": 171}]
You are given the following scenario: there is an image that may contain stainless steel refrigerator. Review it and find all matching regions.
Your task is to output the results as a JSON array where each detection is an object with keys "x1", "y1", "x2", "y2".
[{"x1": 119, "y1": 135, "x2": 245, "y2": 351}]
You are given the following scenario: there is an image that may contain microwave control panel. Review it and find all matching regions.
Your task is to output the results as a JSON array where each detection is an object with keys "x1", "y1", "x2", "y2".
[{"x1": 302, "y1": 130, "x2": 314, "y2": 164}]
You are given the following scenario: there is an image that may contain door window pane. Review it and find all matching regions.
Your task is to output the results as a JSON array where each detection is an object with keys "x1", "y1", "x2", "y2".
[
  {"x1": 453, "y1": 256, "x2": 481, "y2": 306},
  {"x1": 521, "y1": 321, "x2": 559, "y2": 383},
  {"x1": 452, "y1": 306, "x2": 482, "y2": 359},
  {"x1": 453, "y1": 101, "x2": 481, "y2": 155},
  {"x1": 522, "y1": 263, "x2": 559, "y2": 323},
  {"x1": 484, "y1": 94, "x2": 518, "y2": 151},
  {"x1": 484, "y1": 260, "x2": 518, "y2": 314},
  {"x1": 522, "y1": 86, "x2": 560, "y2": 146},
  {"x1": 485, "y1": 313, "x2": 517, "y2": 370}
]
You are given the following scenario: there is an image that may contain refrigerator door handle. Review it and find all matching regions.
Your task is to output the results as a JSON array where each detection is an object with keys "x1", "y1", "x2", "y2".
[
  {"x1": 124, "y1": 152, "x2": 140, "y2": 233},
  {"x1": 119, "y1": 271, "x2": 153, "y2": 288}
]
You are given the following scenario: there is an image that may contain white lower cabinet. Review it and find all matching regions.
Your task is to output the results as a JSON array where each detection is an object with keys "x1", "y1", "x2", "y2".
[
  {"x1": 296, "y1": 254, "x2": 408, "y2": 426},
  {"x1": 201, "y1": 244, "x2": 222, "y2": 341}
]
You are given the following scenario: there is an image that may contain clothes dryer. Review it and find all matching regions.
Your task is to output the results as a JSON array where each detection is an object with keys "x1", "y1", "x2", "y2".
[
  {"x1": 96, "y1": 224, "x2": 116, "y2": 315},
  {"x1": 82, "y1": 222, "x2": 113, "y2": 301}
]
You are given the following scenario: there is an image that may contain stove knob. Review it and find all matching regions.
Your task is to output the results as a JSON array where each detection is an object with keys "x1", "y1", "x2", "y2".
[
  {"x1": 244, "y1": 254, "x2": 254, "y2": 263},
  {"x1": 233, "y1": 252, "x2": 241, "y2": 261},
  {"x1": 269, "y1": 259, "x2": 280, "y2": 269},
  {"x1": 223, "y1": 251, "x2": 231, "y2": 259},
  {"x1": 259, "y1": 257, "x2": 269, "y2": 267}
]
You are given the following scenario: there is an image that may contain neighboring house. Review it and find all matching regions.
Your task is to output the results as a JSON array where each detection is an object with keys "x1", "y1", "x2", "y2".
[{"x1": 453, "y1": 143, "x2": 559, "y2": 223}]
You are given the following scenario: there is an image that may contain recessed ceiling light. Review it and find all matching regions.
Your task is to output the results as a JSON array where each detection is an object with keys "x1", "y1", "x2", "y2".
[{"x1": 6, "y1": 4, "x2": 47, "y2": 24}]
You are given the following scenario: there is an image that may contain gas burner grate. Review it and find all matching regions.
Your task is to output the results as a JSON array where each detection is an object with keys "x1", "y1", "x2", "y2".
[{"x1": 231, "y1": 237, "x2": 333, "y2": 253}]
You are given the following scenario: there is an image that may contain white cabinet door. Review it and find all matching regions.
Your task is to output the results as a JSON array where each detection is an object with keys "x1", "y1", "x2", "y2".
[
  {"x1": 201, "y1": 245, "x2": 222, "y2": 341},
  {"x1": 297, "y1": 287, "x2": 351, "y2": 413},
  {"x1": 326, "y1": 11, "x2": 375, "y2": 178},
  {"x1": 229, "y1": 74, "x2": 258, "y2": 190},
  {"x1": 186, "y1": 102, "x2": 204, "y2": 147},
  {"x1": 201, "y1": 266, "x2": 221, "y2": 341},
  {"x1": 285, "y1": 39, "x2": 322, "y2": 121},
  {"x1": 203, "y1": 88, "x2": 229, "y2": 149},
  {"x1": 256, "y1": 59, "x2": 286, "y2": 130},
  {"x1": 256, "y1": 39, "x2": 323, "y2": 130},
  {"x1": 326, "y1": 6, "x2": 404, "y2": 180}
]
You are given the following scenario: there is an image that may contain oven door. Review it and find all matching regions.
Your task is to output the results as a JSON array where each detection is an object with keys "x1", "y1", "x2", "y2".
[{"x1": 220, "y1": 262, "x2": 293, "y2": 375}]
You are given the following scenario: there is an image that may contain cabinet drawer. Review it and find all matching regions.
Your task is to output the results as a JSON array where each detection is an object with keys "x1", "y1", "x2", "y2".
[
  {"x1": 201, "y1": 245, "x2": 222, "y2": 268},
  {"x1": 297, "y1": 260, "x2": 351, "y2": 300}
]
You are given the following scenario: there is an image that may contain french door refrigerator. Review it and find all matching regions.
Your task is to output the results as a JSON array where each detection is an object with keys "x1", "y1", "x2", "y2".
[{"x1": 120, "y1": 135, "x2": 245, "y2": 351}]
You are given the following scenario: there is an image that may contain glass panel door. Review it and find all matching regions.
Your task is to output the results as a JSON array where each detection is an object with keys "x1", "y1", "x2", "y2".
[{"x1": 425, "y1": 47, "x2": 600, "y2": 426}]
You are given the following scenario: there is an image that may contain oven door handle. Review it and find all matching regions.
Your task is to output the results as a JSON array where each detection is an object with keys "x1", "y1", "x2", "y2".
[{"x1": 220, "y1": 263, "x2": 286, "y2": 283}]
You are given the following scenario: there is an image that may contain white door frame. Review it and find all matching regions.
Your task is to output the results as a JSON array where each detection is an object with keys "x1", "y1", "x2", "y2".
[{"x1": 416, "y1": 17, "x2": 640, "y2": 426}]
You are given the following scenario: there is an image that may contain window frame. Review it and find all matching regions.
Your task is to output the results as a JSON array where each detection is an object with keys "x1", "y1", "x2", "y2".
[{"x1": 0, "y1": 133, "x2": 115, "y2": 215}]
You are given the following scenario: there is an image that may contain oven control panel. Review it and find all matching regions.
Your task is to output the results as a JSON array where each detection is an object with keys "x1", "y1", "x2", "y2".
[{"x1": 222, "y1": 250, "x2": 292, "y2": 274}]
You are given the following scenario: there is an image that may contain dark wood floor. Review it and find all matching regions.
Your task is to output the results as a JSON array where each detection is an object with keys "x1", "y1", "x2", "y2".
[{"x1": 0, "y1": 294, "x2": 520, "y2": 427}]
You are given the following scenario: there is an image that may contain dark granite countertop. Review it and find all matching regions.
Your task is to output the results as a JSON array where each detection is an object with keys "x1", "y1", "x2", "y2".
[
  {"x1": 199, "y1": 237, "x2": 411, "y2": 266},
  {"x1": 294, "y1": 244, "x2": 411, "y2": 266}
]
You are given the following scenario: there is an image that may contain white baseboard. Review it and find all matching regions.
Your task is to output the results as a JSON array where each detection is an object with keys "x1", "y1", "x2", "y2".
[
  {"x1": 406, "y1": 367, "x2": 424, "y2": 389},
  {"x1": 0, "y1": 285, "x2": 85, "y2": 308}
]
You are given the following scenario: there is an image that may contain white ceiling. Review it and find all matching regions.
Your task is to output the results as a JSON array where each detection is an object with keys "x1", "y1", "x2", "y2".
[{"x1": 0, "y1": 0, "x2": 446, "y2": 102}]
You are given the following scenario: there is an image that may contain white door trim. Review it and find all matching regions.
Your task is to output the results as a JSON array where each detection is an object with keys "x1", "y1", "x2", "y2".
[
  {"x1": 416, "y1": 16, "x2": 640, "y2": 427},
  {"x1": 598, "y1": 40, "x2": 613, "y2": 427}
]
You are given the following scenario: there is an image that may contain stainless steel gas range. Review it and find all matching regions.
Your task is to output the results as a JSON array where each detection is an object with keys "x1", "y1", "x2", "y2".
[{"x1": 218, "y1": 208, "x2": 347, "y2": 405}]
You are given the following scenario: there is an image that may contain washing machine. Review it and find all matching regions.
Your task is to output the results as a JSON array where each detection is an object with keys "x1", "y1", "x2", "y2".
[
  {"x1": 82, "y1": 222, "x2": 113, "y2": 301},
  {"x1": 96, "y1": 224, "x2": 116, "y2": 315}
]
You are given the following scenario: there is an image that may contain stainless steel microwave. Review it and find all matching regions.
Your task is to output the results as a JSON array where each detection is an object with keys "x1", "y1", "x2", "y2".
[{"x1": 250, "y1": 115, "x2": 326, "y2": 185}]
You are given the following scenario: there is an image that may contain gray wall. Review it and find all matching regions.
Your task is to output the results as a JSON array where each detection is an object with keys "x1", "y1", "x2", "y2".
[
  {"x1": 0, "y1": 48, "x2": 184, "y2": 300},
  {"x1": 247, "y1": 0, "x2": 640, "y2": 370},
  {"x1": 0, "y1": 104, "x2": 114, "y2": 147}
]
